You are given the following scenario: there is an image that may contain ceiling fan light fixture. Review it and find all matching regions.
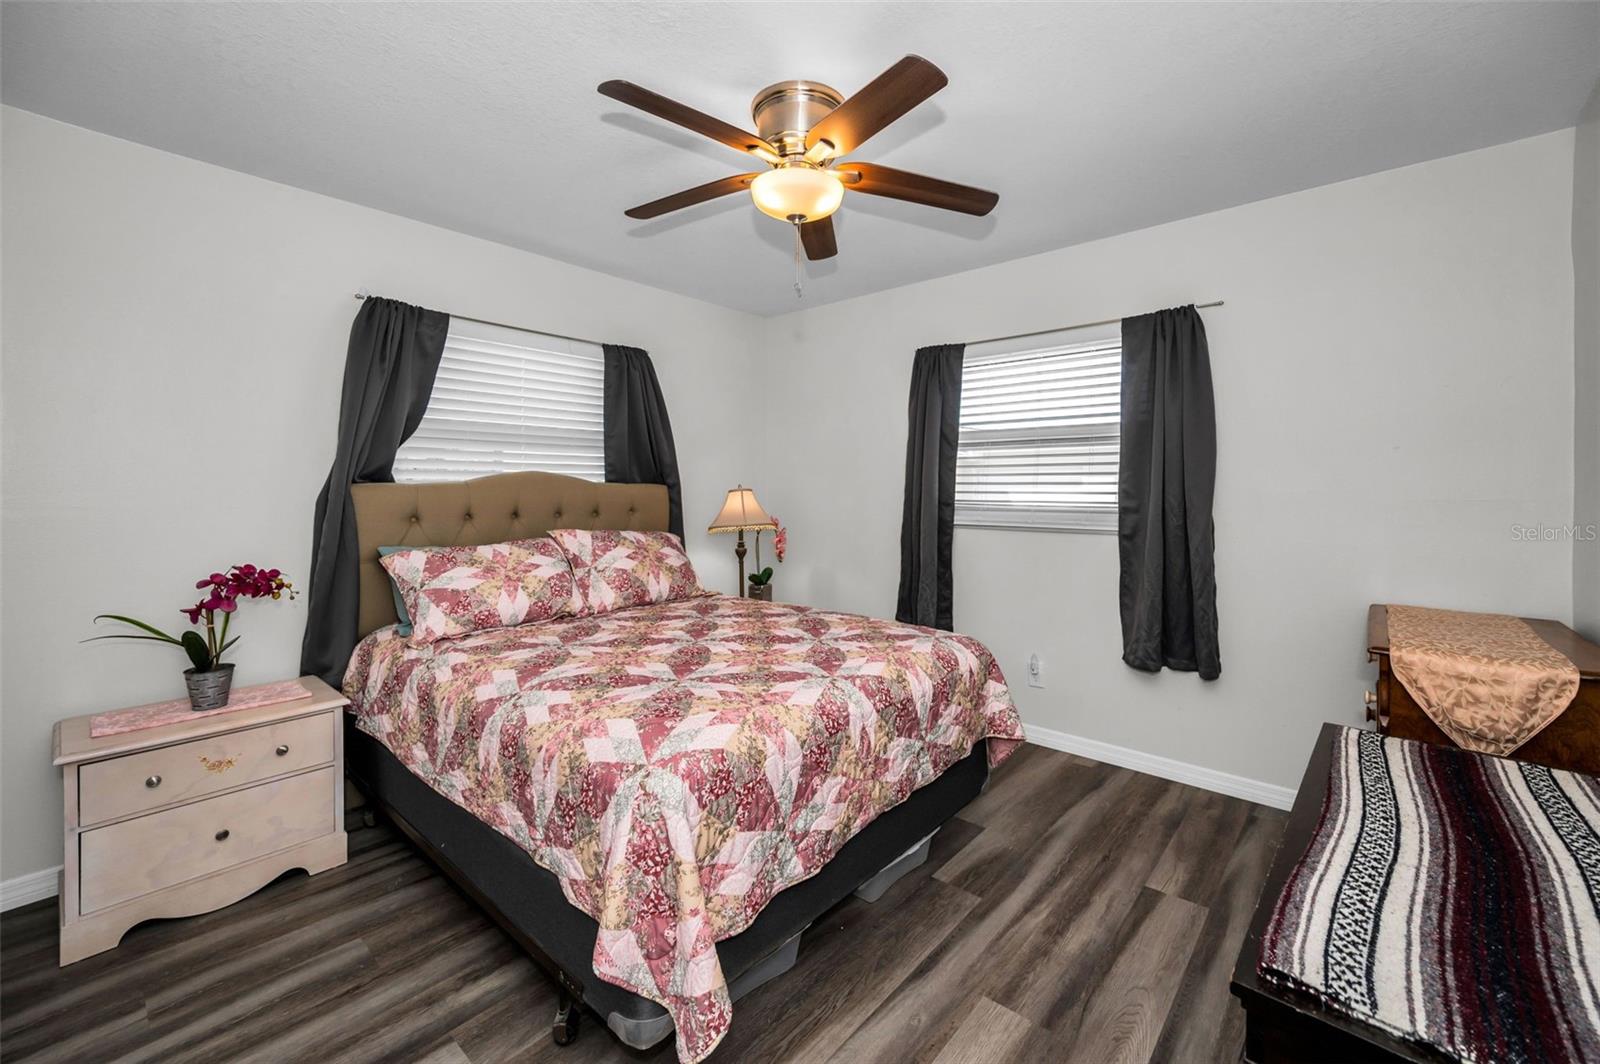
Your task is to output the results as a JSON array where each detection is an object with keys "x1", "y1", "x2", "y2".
[{"x1": 750, "y1": 166, "x2": 844, "y2": 223}]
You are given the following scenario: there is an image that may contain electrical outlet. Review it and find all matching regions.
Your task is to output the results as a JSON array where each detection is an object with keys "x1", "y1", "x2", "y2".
[{"x1": 1027, "y1": 653, "x2": 1044, "y2": 689}]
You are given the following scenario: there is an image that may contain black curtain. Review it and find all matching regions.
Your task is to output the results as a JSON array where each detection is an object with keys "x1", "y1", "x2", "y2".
[
  {"x1": 896, "y1": 343, "x2": 964, "y2": 630},
  {"x1": 603, "y1": 345, "x2": 683, "y2": 539},
  {"x1": 1118, "y1": 305, "x2": 1220, "y2": 679},
  {"x1": 300, "y1": 296, "x2": 448, "y2": 686}
]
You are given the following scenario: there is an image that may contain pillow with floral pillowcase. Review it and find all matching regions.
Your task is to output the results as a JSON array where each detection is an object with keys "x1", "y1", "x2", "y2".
[
  {"x1": 378, "y1": 537, "x2": 581, "y2": 644},
  {"x1": 549, "y1": 529, "x2": 711, "y2": 615},
  {"x1": 376, "y1": 546, "x2": 420, "y2": 636}
]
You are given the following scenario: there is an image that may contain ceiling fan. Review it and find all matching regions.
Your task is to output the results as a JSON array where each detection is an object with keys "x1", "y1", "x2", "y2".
[{"x1": 597, "y1": 56, "x2": 998, "y2": 264}]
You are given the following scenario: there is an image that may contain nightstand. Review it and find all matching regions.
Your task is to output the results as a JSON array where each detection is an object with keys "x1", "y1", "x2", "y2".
[{"x1": 52, "y1": 675, "x2": 348, "y2": 965}]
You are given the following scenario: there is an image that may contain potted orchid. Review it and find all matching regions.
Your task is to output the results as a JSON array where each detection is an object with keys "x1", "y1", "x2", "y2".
[
  {"x1": 87, "y1": 564, "x2": 296, "y2": 710},
  {"x1": 746, "y1": 516, "x2": 787, "y2": 602}
]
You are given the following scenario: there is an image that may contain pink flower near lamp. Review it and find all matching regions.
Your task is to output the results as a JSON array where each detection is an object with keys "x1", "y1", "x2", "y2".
[
  {"x1": 86, "y1": 564, "x2": 297, "y2": 710},
  {"x1": 746, "y1": 514, "x2": 787, "y2": 601}
]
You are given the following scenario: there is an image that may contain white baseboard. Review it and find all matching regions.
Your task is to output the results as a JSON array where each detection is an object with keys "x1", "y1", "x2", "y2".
[
  {"x1": 2, "y1": 865, "x2": 60, "y2": 912},
  {"x1": 1022, "y1": 723, "x2": 1296, "y2": 811}
]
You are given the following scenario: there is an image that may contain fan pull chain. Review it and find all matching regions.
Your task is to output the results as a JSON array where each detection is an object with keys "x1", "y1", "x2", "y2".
[{"x1": 793, "y1": 222, "x2": 804, "y2": 300}]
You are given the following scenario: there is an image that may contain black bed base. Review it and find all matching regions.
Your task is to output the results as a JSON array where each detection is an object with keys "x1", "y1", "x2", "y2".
[{"x1": 343, "y1": 717, "x2": 990, "y2": 1050}]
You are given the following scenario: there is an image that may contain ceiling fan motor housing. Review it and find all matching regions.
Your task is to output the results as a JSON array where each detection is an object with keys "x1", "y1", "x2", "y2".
[{"x1": 752, "y1": 80, "x2": 844, "y2": 157}]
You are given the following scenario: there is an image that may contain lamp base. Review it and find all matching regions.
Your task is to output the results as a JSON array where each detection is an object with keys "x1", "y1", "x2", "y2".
[{"x1": 735, "y1": 529, "x2": 747, "y2": 597}]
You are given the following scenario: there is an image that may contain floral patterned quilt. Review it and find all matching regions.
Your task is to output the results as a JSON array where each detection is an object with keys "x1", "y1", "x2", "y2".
[{"x1": 344, "y1": 595, "x2": 1023, "y2": 1062}]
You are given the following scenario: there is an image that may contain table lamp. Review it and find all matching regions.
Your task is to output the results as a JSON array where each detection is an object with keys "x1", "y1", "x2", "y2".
[{"x1": 708, "y1": 486, "x2": 777, "y2": 596}]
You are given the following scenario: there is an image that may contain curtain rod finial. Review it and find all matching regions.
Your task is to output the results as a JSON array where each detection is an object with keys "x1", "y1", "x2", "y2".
[{"x1": 354, "y1": 287, "x2": 371, "y2": 301}]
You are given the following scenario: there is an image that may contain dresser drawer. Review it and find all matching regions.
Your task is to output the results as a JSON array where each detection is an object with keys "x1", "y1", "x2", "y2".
[
  {"x1": 79, "y1": 711, "x2": 334, "y2": 825},
  {"x1": 79, "y1": 766, "x2": 335, "y2": 914}
]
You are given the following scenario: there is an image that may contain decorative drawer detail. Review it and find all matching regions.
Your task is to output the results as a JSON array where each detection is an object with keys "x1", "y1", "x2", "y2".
[
  {"x1": 79, "y1": 766, "x2": 335, "y2": 914},
  {"x1": 78, "y1": 712, "x2": 334, "y2": 825}
]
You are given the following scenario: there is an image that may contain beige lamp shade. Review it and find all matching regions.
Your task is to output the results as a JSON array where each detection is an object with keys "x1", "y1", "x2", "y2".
[{"x1": 708, "y1": 486, "x2": 777, "y2": 533}]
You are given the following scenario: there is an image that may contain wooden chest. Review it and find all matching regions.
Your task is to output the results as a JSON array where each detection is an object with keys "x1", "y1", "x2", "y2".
[{"x1": 1366, "y1": 604, "x2": 1600, "y2": 776}]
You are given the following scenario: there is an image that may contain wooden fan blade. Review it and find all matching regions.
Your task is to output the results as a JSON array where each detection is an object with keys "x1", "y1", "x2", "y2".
[
  {"x1": 805, "y1": 56, "x2": 947, "y2": 158},
  {"x1": 624, "y1": 173, "x2": 761, "y2": 220},
  {"x1": 837, "y1": 162, "x2": 998, "y2": 216},
  {"x1": 599, "y1": 80, "x2": 775, "y2": 161},
  {"x1": 800, "y1": 216, "x2": 837, "y2": 261}
]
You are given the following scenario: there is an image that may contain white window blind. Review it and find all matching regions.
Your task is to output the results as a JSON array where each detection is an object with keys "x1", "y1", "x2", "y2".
[
  {"x1": 393, "y1": 318, "x2": 605, "y2": 483},
  {"x1": 955, "y1": 322, "x2": 1122, "y2": 532}
]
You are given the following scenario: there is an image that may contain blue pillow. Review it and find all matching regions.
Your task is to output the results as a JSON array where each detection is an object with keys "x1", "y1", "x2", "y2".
[{"x1": 377, "y1": 546, "x2": 414, "y2": 637}]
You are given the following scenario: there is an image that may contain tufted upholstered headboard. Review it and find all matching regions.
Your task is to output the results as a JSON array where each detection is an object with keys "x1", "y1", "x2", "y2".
[{"x1": 350, "y1": 471, "x2": 671, "y2": 639}]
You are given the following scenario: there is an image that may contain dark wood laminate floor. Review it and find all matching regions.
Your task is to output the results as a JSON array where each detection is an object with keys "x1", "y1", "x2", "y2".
[{"x1": 1, "y1": 744, "x2": 1286, "y2": 1063}]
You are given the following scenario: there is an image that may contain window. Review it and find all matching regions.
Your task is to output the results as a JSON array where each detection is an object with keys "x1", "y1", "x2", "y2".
[
  {"x1": 393, "y1": 318, "x2": 605, "y2": 483},
  {"x1": 955, "y1": 323, "x2": 1121, "y2": 532}
]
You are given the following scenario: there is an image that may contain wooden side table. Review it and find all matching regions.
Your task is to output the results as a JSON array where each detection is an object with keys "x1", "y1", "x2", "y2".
[{"x1": 52, "y1": 675, "x2": 349, "y2": 965}]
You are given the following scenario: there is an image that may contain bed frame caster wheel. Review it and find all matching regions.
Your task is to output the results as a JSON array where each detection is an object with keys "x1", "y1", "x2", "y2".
[{"x1": 552, "y1": 996, "x2": 580, "y2": 1046}]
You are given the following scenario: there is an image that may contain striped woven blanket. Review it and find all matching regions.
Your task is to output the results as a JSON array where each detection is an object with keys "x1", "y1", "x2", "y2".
[{"x1": 1259, "y1": 726, "x2": 1600, "y2": 1063}]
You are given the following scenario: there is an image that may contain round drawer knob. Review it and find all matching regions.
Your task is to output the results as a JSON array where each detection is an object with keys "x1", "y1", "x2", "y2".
[
  {"x1": 215, "y1": 829, "x2": 230, "y2": 842},
  {"x1": 145, "y1": 775, "x2": 162, "y2": 788},
  {"x1": 275, "y1": 744, "x2": 290, "y2": 756}
]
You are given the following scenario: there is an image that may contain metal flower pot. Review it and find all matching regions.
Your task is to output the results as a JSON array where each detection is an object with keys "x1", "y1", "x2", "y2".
[
  {"x1": 747, "y1": 583, "x2": 773, "y2": 602},
  {"x1": 184, "y1": 663, "x2": 235, "y2": 711}
]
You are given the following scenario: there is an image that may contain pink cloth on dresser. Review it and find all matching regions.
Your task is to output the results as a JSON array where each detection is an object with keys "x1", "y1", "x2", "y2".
[
  {"x1": 89, "y1": 679, "x2": 311, "y2": 737},
  {"x1": 1388, "y1": 605, "x2": 1580, "y2": 756}
]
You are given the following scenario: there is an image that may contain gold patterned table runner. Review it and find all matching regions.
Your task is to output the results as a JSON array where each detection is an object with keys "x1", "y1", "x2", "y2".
[{"x1": 1388, "y1": 605, "x2": 1580, "y2": 756}]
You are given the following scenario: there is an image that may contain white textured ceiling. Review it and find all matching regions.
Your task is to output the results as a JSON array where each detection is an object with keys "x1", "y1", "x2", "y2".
[{"x1": 3, "y1": 2, "x2": 1597, "y2": 316}]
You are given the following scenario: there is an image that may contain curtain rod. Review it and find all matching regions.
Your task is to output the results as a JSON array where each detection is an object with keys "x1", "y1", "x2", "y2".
[
  {"x1": 355, "y1": 290, "x2": 1222, "y2": 350},
  {"x1": 353, "y1": 289, "x2": 603, "y2": 349},
  {"x1": 968, "y1": 300, "x2": 1224, "y2": 348}
]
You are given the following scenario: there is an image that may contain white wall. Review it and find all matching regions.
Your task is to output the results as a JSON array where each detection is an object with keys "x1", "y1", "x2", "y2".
[
  {"x1": 761, "y1": 131, "x2": 1577, "y2": 799},
  {"x1": 1574, "y1": 82, "x2": 1600, "y2": 641},
  {"x1": 0, "y1": 108, "x2": 764, "y2": 886}
]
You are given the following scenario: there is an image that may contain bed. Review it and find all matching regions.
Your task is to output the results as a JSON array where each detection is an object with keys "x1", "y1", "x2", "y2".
[{"x1": 338, "y1": 471, "x2": 1023, "y2": 1062}]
